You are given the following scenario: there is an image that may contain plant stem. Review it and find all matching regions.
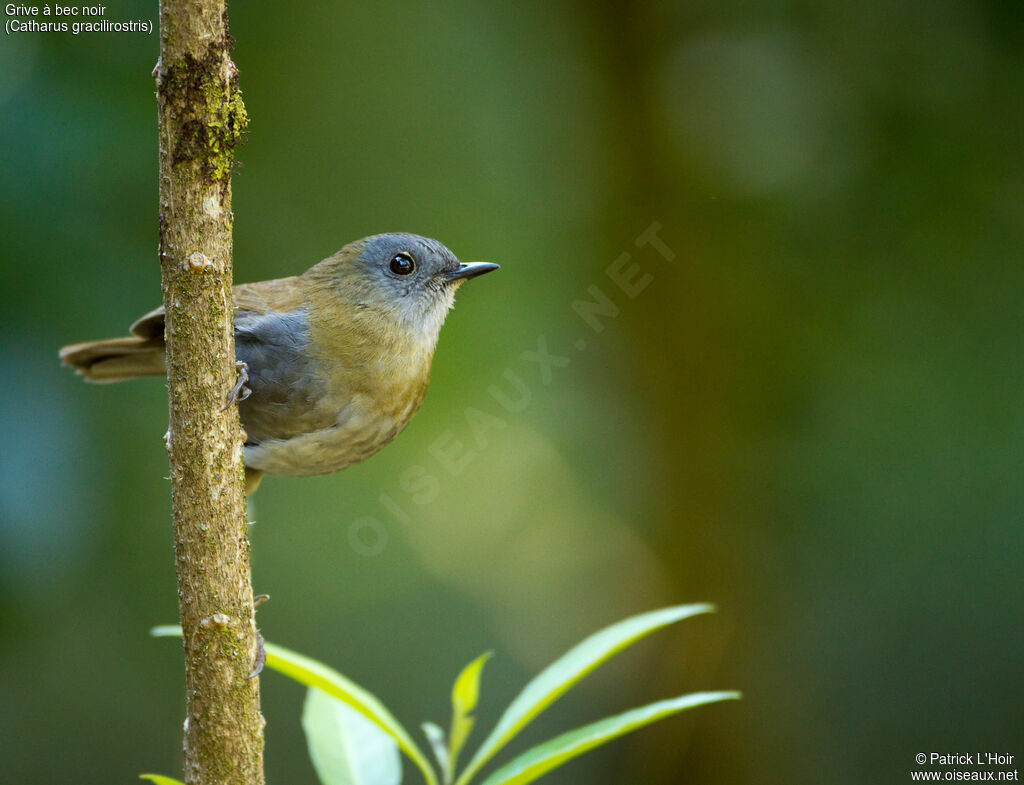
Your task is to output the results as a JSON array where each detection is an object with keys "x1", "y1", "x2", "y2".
[{"x1": 156, "y1": 1, "x2": 263, "y2": 783}]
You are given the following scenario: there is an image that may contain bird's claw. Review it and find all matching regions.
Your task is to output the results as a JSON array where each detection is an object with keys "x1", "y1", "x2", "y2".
[
  {"x1": 222, "y1": 361, "x2": 252, "y2": 411},
  {"x1": 247, "y1": 632, "x2": 266, "y2": 679}
]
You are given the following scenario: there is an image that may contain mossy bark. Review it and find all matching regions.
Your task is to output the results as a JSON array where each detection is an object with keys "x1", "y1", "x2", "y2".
[{"x1": 156, "y1": 2, "x2": 263, "y2": 784}]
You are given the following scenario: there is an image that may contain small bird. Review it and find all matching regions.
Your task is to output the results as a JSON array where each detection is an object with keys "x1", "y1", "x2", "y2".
[{"x1": 60, "y1": 233, "x2": 498, "y2": 492}]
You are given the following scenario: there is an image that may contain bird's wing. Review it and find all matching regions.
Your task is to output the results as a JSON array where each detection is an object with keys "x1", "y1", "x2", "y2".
[
  {"x1": 129, "y1": 276, "x2": 306, "y2": 340},
  {"x1": 128, "y1": 305, "x2": 168, "y2": 340}
]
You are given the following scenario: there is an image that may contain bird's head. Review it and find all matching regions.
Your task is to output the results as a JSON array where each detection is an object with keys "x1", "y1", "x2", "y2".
[{"x1": 312, "y1": 233, "x2": 498, "y2": 346}]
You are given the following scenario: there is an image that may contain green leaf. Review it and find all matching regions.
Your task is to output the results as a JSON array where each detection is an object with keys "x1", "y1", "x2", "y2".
[
  {"x1": 448, "y1": 652, "x2": 492, "y2": 777},
  {"x1": 150, "y1": 625, "x2": 184, "y2": 638},
  {"x1": 478, "y1": 692, "x2": 741, "y2": 785},
  {"x1": 152, "y1": 626, "x2": 438, "y2": 785},
  {"x1": 304, "y1": 687, "x2": 401, "y2": 785},
  {"x1": 422, "y1": 721, "x2": 451, "y2": 784},
  {"x1": 265, "y1": 643, "x2": 438, "y2": 785},
  {"x1": 139, "y1": 776, "x2": 185, "y2": 785},
  {"x1": 453, "y1": 604, "x2": 714, "y2": 785}
]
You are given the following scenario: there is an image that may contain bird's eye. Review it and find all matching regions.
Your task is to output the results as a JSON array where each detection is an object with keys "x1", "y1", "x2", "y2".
[{"x1": 389, "y1": 252, "x2": 416, "y2": 275}]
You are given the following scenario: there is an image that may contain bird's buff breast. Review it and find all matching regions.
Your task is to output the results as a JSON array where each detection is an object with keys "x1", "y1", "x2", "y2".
[
  {"x1": 236, "y1": 295, "x2": 435, "y2": 478},
  {"x1": 242, "y1": 391, "x2": 424, "y2": 477}
]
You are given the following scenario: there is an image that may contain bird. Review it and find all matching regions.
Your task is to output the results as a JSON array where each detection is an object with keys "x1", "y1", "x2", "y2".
[{"x1": 60, "y1": 232, "x2": 498, "y2": 493}]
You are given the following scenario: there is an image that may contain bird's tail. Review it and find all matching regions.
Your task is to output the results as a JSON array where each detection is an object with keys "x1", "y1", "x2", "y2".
[{"x1": 59, "y1": 336, "x2": 166, "y2": 382}]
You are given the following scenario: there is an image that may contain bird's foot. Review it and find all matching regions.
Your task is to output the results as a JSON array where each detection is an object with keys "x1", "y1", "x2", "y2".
[
  {"x1": 247, "y1": 632, "x2": 266, "y2": 679},
  {"x1": 222, "y1": 361, "x2": 252, "y2": 411}
]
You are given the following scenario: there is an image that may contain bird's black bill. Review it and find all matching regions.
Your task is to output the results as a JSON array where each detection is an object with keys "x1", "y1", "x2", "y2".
[{"x1": 445, "y1": 262, "x2": 500, "y2": 282}]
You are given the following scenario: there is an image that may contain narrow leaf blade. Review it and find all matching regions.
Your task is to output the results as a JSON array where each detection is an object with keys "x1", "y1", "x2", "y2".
[
  {"x1": 150, "y1": 625, "x2": 184, "y2": 638},
  {"x1": 422, "y1": 722, "x2": 451, "y2": 784},
  {"x1": 448, "y1": 651, "x2": 492, "y2": 774},
  {"x1": 139, "y1": 776, "x2": 185, "y2": 785},
  {"x1": 479, "y1": 692, "x2": 740, "y2": 785},
  {"x1": 304, "y1": 687, "x2": 401, "y2": 785},
  {"x1": 455, "y1": 604, "x2": 714, "y2": 785}
]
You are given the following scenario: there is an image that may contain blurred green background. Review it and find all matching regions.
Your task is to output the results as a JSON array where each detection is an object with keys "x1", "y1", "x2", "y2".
[{"x1": 2, "y1": 1, "x2": 1022, "y2": 783}]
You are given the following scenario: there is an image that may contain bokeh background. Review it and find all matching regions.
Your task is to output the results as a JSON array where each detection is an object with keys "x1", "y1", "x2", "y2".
[{"x1": 2, "y1": 1, "x2": 1022, "y2": 783}]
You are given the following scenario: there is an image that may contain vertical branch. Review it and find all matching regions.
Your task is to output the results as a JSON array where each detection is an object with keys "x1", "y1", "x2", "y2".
[{"x1": 156, "y1": 2, "x2": 263, "y2": 784}]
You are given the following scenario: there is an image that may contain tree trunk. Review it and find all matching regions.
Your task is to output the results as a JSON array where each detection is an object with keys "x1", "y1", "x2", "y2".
[{"x1": 155, "y1": 1, "x2": 264, "y2": 783}]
